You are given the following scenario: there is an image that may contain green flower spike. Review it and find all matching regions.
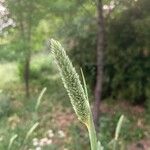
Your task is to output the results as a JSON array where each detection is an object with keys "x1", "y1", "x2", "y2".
[
  {"x1": 50, "y1": 39, "x2": 90, "y2": 125},
  {"x1": 49, "y1": 39, "x2": 101, "y2": 150}
]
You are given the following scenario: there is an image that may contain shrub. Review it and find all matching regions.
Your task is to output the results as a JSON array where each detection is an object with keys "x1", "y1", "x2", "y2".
[{"x1": 0, "y1": 93, "x2": 11, "y2": 118}]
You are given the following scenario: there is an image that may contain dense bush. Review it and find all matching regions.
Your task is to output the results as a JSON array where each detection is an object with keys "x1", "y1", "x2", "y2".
[
  {"x1": 67, "y1": 0, "x2": 150, "y2": 104},
  {"x1": 0, "y1": 44, "x2": 18, "y2": 62},
  {"x1": 0, "y1": 93, "x2": 11, "y2": 118},
  {"x1": 18, "y1": 54, "x2": 58, "y2": 85}
]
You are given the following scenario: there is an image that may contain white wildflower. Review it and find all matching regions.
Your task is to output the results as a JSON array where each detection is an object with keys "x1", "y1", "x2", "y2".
[
  {"x1": 58, "y1": 130, "x2": 66, "y2": 138},
  {"x1": 35, "y1": 147, "x2": 42, "y2": 150},
  {"x1": 47, "y1": 129, "x2": 54, "y2": 138},
  {"x1": 47, "y1": 139, "x2": 52, "y2": 145},
  {"x1": 32, "y1": 138, "x2": 39, "y2": 146},
  {"x1": 39, "y1": 138, "x2": 48, "y2": 146}
]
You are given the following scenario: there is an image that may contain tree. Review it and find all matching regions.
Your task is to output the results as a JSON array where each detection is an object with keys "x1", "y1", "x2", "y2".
[
  {"x1": 5, "y1": 0, "x2": 52, "y2": 97},
  {"x1": 4, "y1": 0, "x2": 85, "y2": 97},
  {"x1": 60, "y1": 0, "x2": 150, "y2": 127},
  {"x1": 93, "y1": 0, "x2": 106, "y2": 128}
]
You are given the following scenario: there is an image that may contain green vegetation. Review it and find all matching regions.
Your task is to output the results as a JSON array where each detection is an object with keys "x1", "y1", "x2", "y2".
[
  {"x1": 0, "y1": 0, "x2": 150, "y2": 149},
  {"x1": 50, "y1": 39, "x2": 99, "y2": 150},
  {"x1": 0, "y1": 55, "x2": 149, "y2": 149}
]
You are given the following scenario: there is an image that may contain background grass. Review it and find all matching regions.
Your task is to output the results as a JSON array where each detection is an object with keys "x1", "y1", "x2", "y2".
[{"x1": 0, "y1": 53, "x2": 149, "y2": 150}]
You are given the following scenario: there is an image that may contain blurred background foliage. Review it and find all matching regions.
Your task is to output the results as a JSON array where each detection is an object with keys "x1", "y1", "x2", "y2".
[{"x1": 0, "y1": 0, "x2": 150, "y2": 149}]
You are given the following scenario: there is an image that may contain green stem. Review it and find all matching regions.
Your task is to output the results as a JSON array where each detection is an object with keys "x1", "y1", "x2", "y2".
[{"x1": 87, "y1": 114, "x2": 98, "y2": 150}]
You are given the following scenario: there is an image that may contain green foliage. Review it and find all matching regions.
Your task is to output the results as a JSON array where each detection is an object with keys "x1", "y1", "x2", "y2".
[
  {"x1": 65, "y1": 0, "x2": 150, "y2": 105},
  {"x1": 50, "y1": 39, "x2": 129, "y2": 150},
  {"x1": 8, "y1": 134, "x2": 18, "y2": 150},
  {"x1": 50, "y1": 39, "x2": 91, "y2": 125},
  {"x1": 106, "y1": 0, "x2": 150, "y2": 103},
  {"x1": 0, "y1": 87, "x2": 48, "y2": 150},
  {"x1": 18, "y1": 54, "x2": 56, "y2": 83},
  {"x1": 0, "y1": 0, "x2": 150, "y2": 149},
  {"x1": 98, "y1": 114, "x2": 123, "y2": 148},
  {"x1": 0, "y1": 93, "x2": 11, "y2": 118},
  {"x1": 50, "y1": 39, "x2": 99, "y2": 150},
  {"x1": 0, "y1": 44, "x2": 18, "y2": 62},
  {"x1": 35, "y1": 87, "x2": 47, "y2": 111},
  {"x1": 68, "y1": 124, "x2": 89, "y2": 150}
]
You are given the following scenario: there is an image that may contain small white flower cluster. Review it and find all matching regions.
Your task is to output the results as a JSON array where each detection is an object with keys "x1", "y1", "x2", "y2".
[
  {"x1": 58, "y1": 130, "x2": 66, "y2": 138},
  {"x1": 47, "y1": 129, "x2": 54, "y2": 138},
  {"x1": 47, "y1": 129, "x2": 66, "y2": 138},
  {"x1": 31, "y1": 129, "x2": 66, "y2": 150},
  {"x1": 32, "y1": 137, "x2": 52, "y2": 150}
]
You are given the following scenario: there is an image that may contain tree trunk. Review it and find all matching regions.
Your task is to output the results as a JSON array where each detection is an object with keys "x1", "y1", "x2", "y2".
[
  {"x1": 24, "y1": 54, "x2": 30, "y2": 98},
  {"x1": 93, "y1": 0, "x2": 106, "y2": 128}
]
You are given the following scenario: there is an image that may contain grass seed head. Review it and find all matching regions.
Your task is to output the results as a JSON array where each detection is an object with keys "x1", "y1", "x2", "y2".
[{"x1": 49, "y1": 39, "x2": 91, "y2": 126}]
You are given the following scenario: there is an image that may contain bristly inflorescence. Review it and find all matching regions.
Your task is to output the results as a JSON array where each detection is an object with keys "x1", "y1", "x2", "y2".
[{"x1": 49, "y1": 39, "x2": 91, "y2": 126}]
